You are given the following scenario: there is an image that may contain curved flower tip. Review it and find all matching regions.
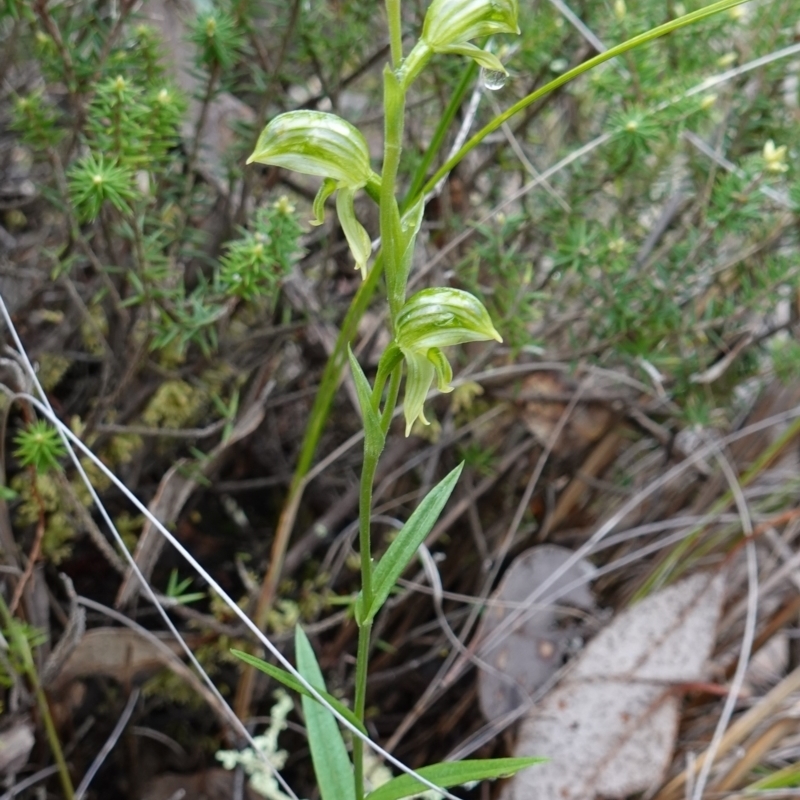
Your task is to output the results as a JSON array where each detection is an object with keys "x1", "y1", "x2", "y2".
[
  {"x1": 423, "y1": 0, "x2": 520, "y2": 48},
  {"x1": 402, "y1": 0, "x2": 520, "y2": 86},
  {"x1": 247, "y1": 110, "x2": 378, "y2": 276},
  {"x1": 247, "y1": 110, "x2": 373, "y2": 186},
  {"x1": 397, "y1": 288, "x2": 501, "y2": 435}
]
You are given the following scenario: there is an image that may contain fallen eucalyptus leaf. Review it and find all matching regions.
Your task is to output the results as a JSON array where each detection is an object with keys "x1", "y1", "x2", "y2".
[
  {"x1": 477, "y1": 545, "x2": 597, "y2": 723},
  {"x1": 501, "y1": 570, "x2": 725, "y2": 800}
]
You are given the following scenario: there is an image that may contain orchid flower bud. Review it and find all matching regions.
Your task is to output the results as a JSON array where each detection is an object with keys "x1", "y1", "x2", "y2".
[
  {"x1": 247, "y1": 110, "x2": 381, "y2": 277},
  {"x1": 401, "y1": 0, "x2": 520, "y2": 89},
  {"x1": 395, "y1": 288, "x2": 501, "y2": 435}
]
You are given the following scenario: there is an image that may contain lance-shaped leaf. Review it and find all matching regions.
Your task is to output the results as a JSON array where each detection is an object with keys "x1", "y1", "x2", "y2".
[
  {"x1": 348, "y1": 346, "x2": 385, "y2": 459},
  {"x1": 230, "y1": 649, "x2": 367, "y2": 736},
  {"x1": 358, "y1": 462, "x2": 463, "y2": 624},
  {"x1": 365, "y1": 758, "x2": 544, "y2": 800},
  {"x1": 401, "y1": 0, "x2": 520, "y2": 87},
  {"x1": 395, "y1": 288, "x2": 501, "y2": 435},
  {"x1": 295, "y1": 627, "x2": 356, "y2": 800},
  {"x1": 247, "y1": 110, "x2": 379, "y2": 277}
]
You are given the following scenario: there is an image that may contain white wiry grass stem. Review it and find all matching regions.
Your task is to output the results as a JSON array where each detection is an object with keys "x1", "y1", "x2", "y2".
[
  {"x1": 74, "y1": 688, "x2": 140, "y2": 800},
  {"x1": 459, "y1": 404, "x2": 798, "y2": 681},
  {"x1": 690, "y1": 447, "x2": 758, "y2": 800},
  {"x1": 0, "y1": 292, "x2": 466, "y2": 800},
  {"x1": 0, "y1": 296, "x2": 300, "y2": 800}
]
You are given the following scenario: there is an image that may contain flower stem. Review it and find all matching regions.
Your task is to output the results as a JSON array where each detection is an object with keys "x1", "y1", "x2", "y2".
[
  {"x1": 0, "y1": 592, "x2": 74, "y2": 800},
  {"x1": 385, "y1": 0, "x2": 403, "y2": 67},
  {"x1": 353, "y1": 619, "x2": 372, "y2": 800},
  {"x1": 358, "y1": 448, "x2": 379, "y2": 614}
]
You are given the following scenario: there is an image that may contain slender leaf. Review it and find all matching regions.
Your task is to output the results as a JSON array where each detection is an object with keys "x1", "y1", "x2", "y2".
[
  {"x1": 364, "y1": 757, "x2": 544, "y2": 800},
  {"x1": 422, "y1": 0, "x2": 749, "y2": 196},
  {"x1": 348, "y1": 346, "x2": 384, "y2": 458},
  {"x1": 362, "y1": 462, "x2": 462, "y2": 623},
  {"x1": 295, "y1": 627, "x2": 356, "y2": 800},
  {"x1": 231, "y1": 649, "x2": 367, "y2": 736}
]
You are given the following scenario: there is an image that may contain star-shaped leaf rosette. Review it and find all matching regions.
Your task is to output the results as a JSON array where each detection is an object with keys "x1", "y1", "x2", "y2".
[
  {"x1": 247, "y1": 110, "x2": 381, "y2": 277},
  {"x1": 400, "y1": 0, "x2": 520, "y2": 89},
  {"x1": 394, "y1": 287, "x2": 502, "y2": 435}
]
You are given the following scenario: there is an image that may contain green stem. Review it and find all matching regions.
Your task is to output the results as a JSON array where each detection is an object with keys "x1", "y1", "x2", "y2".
[
  {"x1": 403, "y1": 58, "x2": 478, "y2": 208},
  {"x1": 421, "y1": 0, "x2": 750, "y2": 196},
  {"x1": 270, "y1": 56, "x2": 475, "y2": 522},
  {"x1": 0, "y1": 593, "x2": 74, "y2": 800},
  {"x1": 359, "y1": 449, "x2": 379, "y2": 612},
  {"x1": 380, "y1": 363, "x2": 402, "y2": 435},
  {"x1": 381, "y1": 66, "x2": 406, "y2": 323},
  {"x1": 385, "y1": 0, "x2": 402, "y2": 67},
  {"x1": 352, "y1": 620, "x2": 373, "y2": 800}
]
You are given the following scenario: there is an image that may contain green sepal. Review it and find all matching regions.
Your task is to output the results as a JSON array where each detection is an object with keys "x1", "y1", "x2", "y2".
[
  {"x1": 437, "y1": 42, "x2": 507, "y2": 73},
  {"x1": 426, "y1": 347, "x2": 453, "y2": 393},
  {"x1": 422, "y1": 0, "x2": 520, "y2": 47},
  {"x1": 358, "y1": 463, "x2": 463, "y2": 624},
  {"x1": 397, "y1": 288, "x2": 502, "y2": 351},
  {"x1": 337, "y1": 186, "x2": 373, "y2": 278},
  {"x1": 313, "y1": 177, "x2": 338, "y2": 226},
  {"x1": 348, "y1": 346, "x2": 385, "y2": 459},
  {"x1": 230, "y1": 649, "x2": 367, "y2": 736},
  {"x1": 403, "y1": 349, "x2": 436, "y2": 436},
  {"x1": 364, "y1": 757, "x2": 544, "y2": 800},
  {"x1": 295, "y1": 627, "x2": 356, "y2": 800}
]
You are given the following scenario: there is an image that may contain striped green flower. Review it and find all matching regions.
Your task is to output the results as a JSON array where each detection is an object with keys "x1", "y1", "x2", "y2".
[
  {"x1": 247, "y1": 110, "x2": 380, "y2": 277},
  {"x1": 396, "y1": 288, "x2": 501, "y2": 435},
  {"x1": 401, "y1": 0, "x2": 520, "y2": 88}
]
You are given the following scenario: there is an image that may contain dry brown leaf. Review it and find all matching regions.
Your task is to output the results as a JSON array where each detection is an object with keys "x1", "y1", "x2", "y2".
[
  {"x1": 51, "y1": 627, "x2": 187, "y2": 688},
  {"x1": 501, "y1": 570, "x2": 725, "y2": 800},
  {"x1": 518, "y1": 372, "x2": 613, "y2": 457},
  {"x1": 0, "y1": 716, "x2": 34, "y2": 775},
  {"x1": 476, "y1": 545, "x2": 596, "y2": 723}
]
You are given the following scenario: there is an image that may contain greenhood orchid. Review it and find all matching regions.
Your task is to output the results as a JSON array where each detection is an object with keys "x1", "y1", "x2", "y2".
[
  {"x1": 400, "y1": 0, "x2": 520, "y2": 89},
  {"x1": 247, "y1": 110, "x2": 381, "y2": 277},
  {"x1": 395, "y1": 287, "x2": 502, "y2": 435}
]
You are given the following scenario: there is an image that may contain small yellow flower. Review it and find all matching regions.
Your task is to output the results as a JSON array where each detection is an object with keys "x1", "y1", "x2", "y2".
[
  {"x1": 700, "y1": 93, "x2": 717, "y2": 110},
  {"x1": 763, "y1": 140, "x2": 789, "y2": 173}
]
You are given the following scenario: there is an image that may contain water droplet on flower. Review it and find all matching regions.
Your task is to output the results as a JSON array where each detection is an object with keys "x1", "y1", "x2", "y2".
[{"x1": 481, "y1": 68, "x2": 507, "y2": 91}]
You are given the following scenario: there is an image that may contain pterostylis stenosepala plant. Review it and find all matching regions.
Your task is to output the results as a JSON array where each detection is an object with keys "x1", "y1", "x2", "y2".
[{"x1": 232, "y1": 0, "x2": 751, "y2": 797}]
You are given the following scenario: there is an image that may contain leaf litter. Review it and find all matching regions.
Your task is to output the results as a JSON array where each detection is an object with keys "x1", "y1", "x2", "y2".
[{"x1": 501, "y1": 569, "x2": 726, "y2": 800}]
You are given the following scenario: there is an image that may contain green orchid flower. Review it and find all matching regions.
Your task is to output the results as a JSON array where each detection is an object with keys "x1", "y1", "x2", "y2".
[
  {"x1": 395, "y1": 287, "x2": 502, "y2": 435},
  {"x1": 401, "y1": 0, "x2": 520, "y2": 89},
  {"x1": 247, "y1": 110, "x2": 381, "y2": 277}
]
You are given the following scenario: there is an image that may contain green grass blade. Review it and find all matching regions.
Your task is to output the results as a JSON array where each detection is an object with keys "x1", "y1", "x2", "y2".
[
  {"x1": 295, "y1": 627, "x2": 356, "y2": 800},
  {"x1": 363, "y1": 462, "x2": 463, "y2": 623},
  {"x1": 231, "y1": 648, "x2": 367, "y2": 736},
  {"x1": 421, "y1": 0, "x2": 749, "y2": 196},
  {"x1": 364, "y1": 757, "x2": 544, "y2": 800}
]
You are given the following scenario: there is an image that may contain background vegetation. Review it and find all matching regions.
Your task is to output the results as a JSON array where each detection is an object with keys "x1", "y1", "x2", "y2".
[{"x1": 1, "y1": 0, "x2": 800, "y2": 798}]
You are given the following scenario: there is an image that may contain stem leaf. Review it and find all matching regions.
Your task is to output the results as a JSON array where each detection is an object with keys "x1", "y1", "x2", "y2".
[
  {"x1": 361, "y1": 462, "x2": 463, "y2": 623},
  {"x1": 230, "y1": 649, "x2": 367, "y2": 736},
  {"x1": 364, "y1": 757, "x2": 544, "y2": 800},
  {"x1": 295, "y1": 627, "x2": 357, "y2": 800},
  {"x1": 348, "y1": 347, "x2": 385, "y2": 458}
]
